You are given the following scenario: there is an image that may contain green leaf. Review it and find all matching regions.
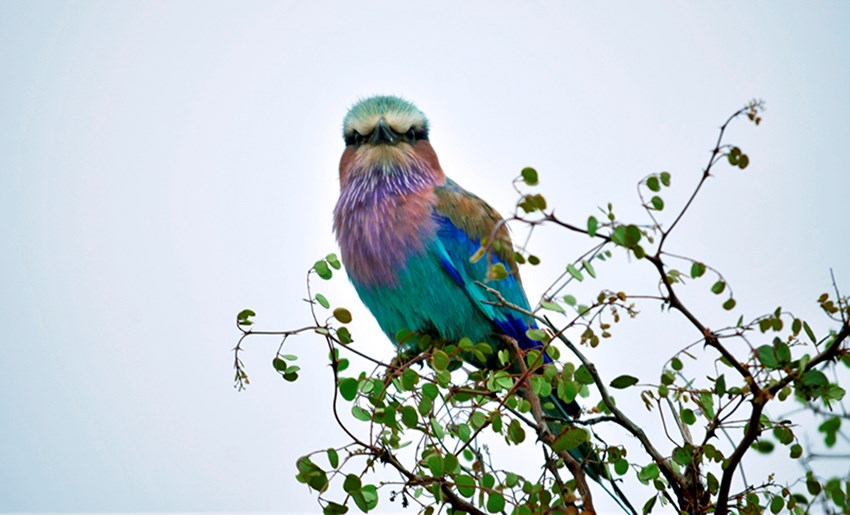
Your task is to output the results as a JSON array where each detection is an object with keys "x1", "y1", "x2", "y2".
[
  {"x1": 431, "y1": 350, "x2": 450, "y2": 372},
  {"x1": 558, "y1": 379, "x2": 578, "y2": 404},
  {"x1": 587, "y1": 216, "x2": 599, "y2": 237},
  {"x1": 802, "y1": 370, "x2": 828, "y2": 387},
  {"x1": 791, "y1": 317, "x2": 802, "y2": 334},
  {"x1": 722, "y1": 298, "x2": 736, "y2": 310},
  {"x1": 698, "y1": 392, "x2": 715, "y2": 418},
  {"x1": 526, "y1": 328, "x2": 548, "y2": 342},
  {"x1": 401, "y1": 368, "x2": 418, "y2": 390},
  {"x1": 827, "y1": 384, "x2": 846, "y2": 402},
  {"x1": 710, "y1": 281, "x2": 726, "y2": 294},
  {"x1": 818, "y1": 416, "x2": 841, "y2": 447},
  {"x1": 339, "y1": 378, "x2": 358, "y2": 401},
  {"x1": 690, "y1": 262, "x2": 706, "y2": 279},
  {"x1": 422, "y1": 383, "x2": 439, "y2": 400},
  {"x1": 611, "y1": 226, "x2": 626, "y2": 246},
  {"x1": 430, "y1": 417, "x2": 445, "y2": 439},
  {"x1": 491, "y1": 412, "x2": 503, "y2": 433},
  {"x1": 774, "y1": 340, "x2": 791, "y2": 363},
  {"x1": 642, "y1": 495, "x2": 658, "y2": 514},
  {"x1": 624, "y1": 225, "x2": 642, "y2": 246},
  {"x1": 583, "y1": 260, "x2": 596, "y2": 278},
  {"x1": 427, "y1": 453, "x2": 444, "y2": 477},
  {"x1": 553, "y1": 427, "x2": 588, "y2": 451},
  {"x1": 614, "y1": 458, "x2": 629, "y2": 476},
  {"x1": 521, "y1": 166, "x2": 539, "y2": 185},
  {"x1": 314, "y1": 294, "x2": 330, "y2": 309},
  {"x1": 324, "y1": 502, "x2": 348, "y2": 515},
  {"x1": 533, "y1": 194, "x2": 547, "y2": 210},
  {"x1": 716, "y1": 374, "x2": 726, "y2": 396},
  {"x1": 660, "y1": 171, "x2": 671, "y2": 186},
  {"x1": 507, "y1": 419, "x2": 526, "y2": 444},
  {"x1": 336, "y1": 326, "x2": 352, "y2": 344},
  {"x1": 610, "y1": 375, "x2": 639, "y2": 389},
  {"x1": 671, "y1": 357, "x2": 683, "y2": 371},
  {"x1": 417, "y1": 395, "x2": 433, "y2": 416},
  {"x1": 672, "y1": 446, "x2": 692, "y2": 466},
  {"x1": 351, "y1": 406, "x2": 371, "y2": 421},
  {"x1": 457, "y1": 423, "x2": 471, "y2": 442},
  {"x1": 638, "y1": 462, "x2": 660, "y2": 483},
  {"x1": 401, "y1": 406, "x2": 418, "y2": 428},
  {"x1": 680, "y1": 408, "x2": 697, "y2": 425},
  {"x1": 574, "y1": 364, "x2": 594, "y2": 385},
  {"x1": 237, "y1": 308, "x2": 256, "y2": 326},
  {"x1": 540, "y1": 300, "x2": 565, "y2": 314},
  {"x1": 487, "y1": 492, "x2": 506, "y2": 513},
  {"x1": 646, "y1": 176, "x2": 660, "y2": 192},
  {"x1": 807, "y1": 475, "x2": 822, "y2": 496},
  {"x1": 706, "y1": 472, "x2": 719, "y2": 494},
  {"x1": 650, "y1": 195, "x2": 664, "y2": 211},
  {"x1": 343, "y1": 474, "x2": 362, "y2": 494},
  {"x1": 728, "y1": 147, "x2": 741, "y2": 165},
  {"x1": 327, "y1": 448, "x2": 339, "y2": 469},
  {"x1": 738, "y1": 154, "x2": 750, "y2": 169},
  {"x1": 352, "y1": 484, "x2": 378, "y2": 512},
  {"x1": 492, "y1": 371, "x2": 514, "y2": 391},
  {"x1": 314, "y1": 260, "x2": 332, "y2": 280},
  {"x1": 773, "y1": 425, "x2": 794, "y2": 445},
  {"x1": 563, "y1": 294, "x2": 577, "y2": 306},
  {"x1": 566, "y1": 263, "x2": 584, "y2": 282},
  {"x1": 333, "y1": 307, "x2": 352, "y2": 324},
  {"x1": 443, "y1": 453, "x2": 459, "y2": 474},
  {"x1": 272, "y1": 357, "x2": 287, "y2": 372},
  {"x1": 455, "y1": 474, "x2": 476, "y2": 498},
  {"x1": 488, "y1": 262, "x2": 508, "y2": 281},
  {"x1": 296, "y1": 456, "x2": 329, "y2": 492},
  {"x1": 770, "y1": 495, "x2": 784, "y2": 514},
  {"x1": 326, "y1": 253, "x2": 341, "y2": 270},
  {"x1": 790, "y1": 443, "x2": 803, "y2": 459},
  {"x1": 803, "y1": 321, "x2": 816, "y2": 343},
  {"x1": 753, "y1": 439, "x2": 774, "y2": 454},
  {"x1": 497, "y1": 349, "x2": 510, "y2": 367}
]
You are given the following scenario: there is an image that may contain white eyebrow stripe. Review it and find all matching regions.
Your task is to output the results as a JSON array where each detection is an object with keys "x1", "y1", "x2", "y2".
[{"x1": 345, "y1": 111, "x2": 425, "y2": 136}]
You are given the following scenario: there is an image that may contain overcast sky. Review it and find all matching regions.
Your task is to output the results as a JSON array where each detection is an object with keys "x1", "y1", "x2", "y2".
[{"x1": 1, "y1": 1, "x2": 849, "y2": 513}]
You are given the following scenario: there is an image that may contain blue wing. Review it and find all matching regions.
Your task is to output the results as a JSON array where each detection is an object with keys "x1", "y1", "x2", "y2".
[{"x1": 431, "y1": 180, "x2": 544, "y2": 355}]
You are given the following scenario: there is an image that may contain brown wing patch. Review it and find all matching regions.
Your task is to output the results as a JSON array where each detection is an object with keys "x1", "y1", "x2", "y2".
[{"x1": 434, "y1": 184, "x2": 519, "y2": 276}]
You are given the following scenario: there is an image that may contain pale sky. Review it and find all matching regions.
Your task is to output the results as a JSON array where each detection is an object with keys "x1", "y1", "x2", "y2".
[{"x1": 1, "y1": 1, "x2": 849, "y2": 513}]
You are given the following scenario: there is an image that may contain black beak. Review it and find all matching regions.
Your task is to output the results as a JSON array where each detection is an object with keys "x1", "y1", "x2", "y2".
[{"x1": 369, "y1": 118, "x2": 399, "y2": 145}]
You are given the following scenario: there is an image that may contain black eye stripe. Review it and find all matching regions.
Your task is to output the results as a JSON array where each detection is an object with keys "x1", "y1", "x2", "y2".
[
  {"x1": 344, "y1": 131, "x2": 365, "y2": 146},
  {"x1": 343, "y1": 126, "x2": 429, "y2": 146}
]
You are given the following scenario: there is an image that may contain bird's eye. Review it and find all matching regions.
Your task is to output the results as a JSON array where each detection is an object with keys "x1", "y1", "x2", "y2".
[
  {"x1": 344, "y1": 131, "x2": 362, "y2": 146},
  {"x1": 405, "y1": 128, "x2": 416, "y2": 142}
]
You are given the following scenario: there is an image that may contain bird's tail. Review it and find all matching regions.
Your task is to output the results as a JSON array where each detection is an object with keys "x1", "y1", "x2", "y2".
[{"x1": 541, "y1": 392, "x2": 638, "y2": 515}]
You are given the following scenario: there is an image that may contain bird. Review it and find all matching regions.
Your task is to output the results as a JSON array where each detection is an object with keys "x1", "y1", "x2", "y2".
[{"x1": 333, "y1": 95, "x2": 635, "y2": 514}]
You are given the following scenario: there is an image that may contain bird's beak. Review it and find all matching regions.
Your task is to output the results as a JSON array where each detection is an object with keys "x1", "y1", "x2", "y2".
[{"x1": 369, "y1": 118, "x2": 399, "y2": 145}]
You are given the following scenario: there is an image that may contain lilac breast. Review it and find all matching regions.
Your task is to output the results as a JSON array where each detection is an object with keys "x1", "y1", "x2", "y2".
[{"x1": 334, "y1": 169, "x2": 439, "y2": 287}]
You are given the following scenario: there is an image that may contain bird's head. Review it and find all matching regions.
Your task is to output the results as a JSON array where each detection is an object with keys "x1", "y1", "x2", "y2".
[{"x1": 339, "y1": 95, "x2": 442, "y2": 187}]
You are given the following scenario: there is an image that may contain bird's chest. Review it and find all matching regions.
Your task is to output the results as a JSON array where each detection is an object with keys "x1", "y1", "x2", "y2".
[{"x1": 334, "y1": 190, "x2": 438, "y2": 287}]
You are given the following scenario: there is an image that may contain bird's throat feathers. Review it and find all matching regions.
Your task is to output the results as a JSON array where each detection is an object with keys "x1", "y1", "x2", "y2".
[{"x1": 334, "y1": 142, "x2": 445, "y2": 287}]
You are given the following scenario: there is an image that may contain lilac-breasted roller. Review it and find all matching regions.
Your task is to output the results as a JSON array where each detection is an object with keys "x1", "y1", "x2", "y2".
[{"x1": 333, "y1": 96, "x2": 634, "y2": 514}]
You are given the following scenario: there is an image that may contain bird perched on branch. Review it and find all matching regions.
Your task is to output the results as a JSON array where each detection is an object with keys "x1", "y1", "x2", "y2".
[{"x1": 333, "y1": 95, "x2": 634, "y2": 514}]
